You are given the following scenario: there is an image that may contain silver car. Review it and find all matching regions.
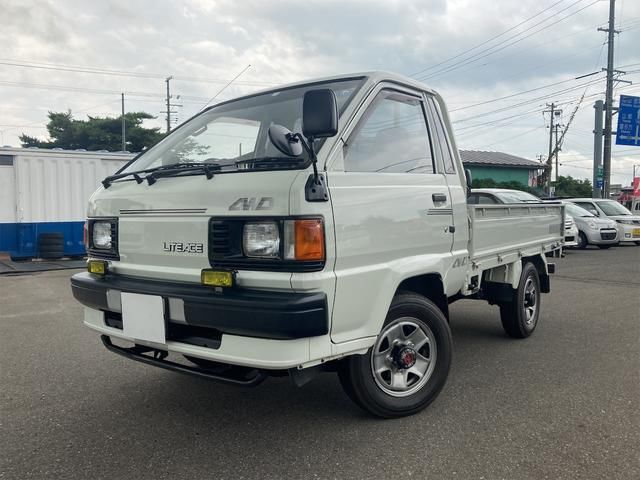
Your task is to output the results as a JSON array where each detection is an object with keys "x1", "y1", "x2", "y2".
[
  {"x1": 569, "y1": 198, "x2": 640, "y2": 245},
  {"x1": 563, "y1": 202, "x2": 619, "y2": 249}
]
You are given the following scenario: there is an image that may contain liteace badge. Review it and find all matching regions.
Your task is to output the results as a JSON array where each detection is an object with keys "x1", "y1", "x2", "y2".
[{"x1": 163, "y1": 242, "x2": 204, "y2": 254}]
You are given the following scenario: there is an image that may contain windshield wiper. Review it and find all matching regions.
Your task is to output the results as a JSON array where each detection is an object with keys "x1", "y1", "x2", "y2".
[
  {"x1": 234, "y1": 156, "x2": 309, "y2": 170},
  {"x1": 102, "y1": 162, "x2": 221, "y2": 188},
  {"x1": 145, "y1": 162, "x2": 226, "y2": 185}
]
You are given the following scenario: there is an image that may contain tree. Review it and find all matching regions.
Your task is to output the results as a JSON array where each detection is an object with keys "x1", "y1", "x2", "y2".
[
  {"x1": 471, "y1": 177, "x2": 536, "y2": 194},
  {"x1": 20, "y1": 111, "x2": 165, "y2": 152},
  {"x1": 552, "y1": 175, "x2": 592, "y2": 197}
]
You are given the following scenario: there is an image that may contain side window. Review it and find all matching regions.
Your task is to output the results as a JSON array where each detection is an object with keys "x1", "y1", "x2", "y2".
[
  {"x1": 343, "y1": 90, "x2": 434, "y2": 174},
  {"x1": 426, "y1": 97, "x2": 456, "y2": 174},
  {"x1": 575, "y1": 202, "x2": 598, "y2": 216},
  {"x1": 478, "y1": 194, "x2": 498, "y2": 205}
]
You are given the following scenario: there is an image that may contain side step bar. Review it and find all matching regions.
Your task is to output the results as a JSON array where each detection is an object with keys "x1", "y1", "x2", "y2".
[{"x1": 100, "y1": 335, "x2": 268, "y2": 387}]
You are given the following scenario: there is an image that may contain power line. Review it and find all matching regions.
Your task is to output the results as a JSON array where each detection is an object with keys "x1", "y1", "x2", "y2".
[
  {"x1": 0, "y1": 58, "x2": 278, "y2": 87},
  {"x1": 416, "y1": 0, "x2": 599, "y2": 81},
  {"x1": 409, "y1": 0, "x2": 570, "y2": 77},
  {"x1": 450, "y1": 72, "x2": 602, "y2": 112}
]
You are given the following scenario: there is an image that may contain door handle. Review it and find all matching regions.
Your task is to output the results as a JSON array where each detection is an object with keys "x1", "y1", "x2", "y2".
[{"x1": 432, "y1": 193, "x2": 447, "y2": 203}]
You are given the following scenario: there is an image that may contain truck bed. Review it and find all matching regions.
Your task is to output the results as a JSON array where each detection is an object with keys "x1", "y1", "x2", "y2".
[{"x1": 468, "y1": 203, "x2": 564, "y2": 270}]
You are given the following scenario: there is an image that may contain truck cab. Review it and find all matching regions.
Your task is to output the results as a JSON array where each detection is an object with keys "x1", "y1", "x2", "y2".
[{"x1": 71, "y1": 72, "x2": 560, "y2": 417}]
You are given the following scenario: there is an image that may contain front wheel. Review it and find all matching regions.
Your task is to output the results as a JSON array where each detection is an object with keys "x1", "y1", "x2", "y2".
[
  {"x1": 576, "y1": 231, "x2": 588, "y2": 249},
  {"x1": 499, "y1": 262, "x2": 541, "y2": 339},
  {"x1": 338, "y1": 293, "x2": 452, "y2": 418}
]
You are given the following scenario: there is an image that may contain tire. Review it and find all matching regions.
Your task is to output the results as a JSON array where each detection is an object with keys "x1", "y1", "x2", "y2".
[
  {"x1": 576, "y1": 231, "x2": 588, "y2": 250},
  {"x1": 338, "y1": 292, "x2": 452, "y2": 418},
  {"x1": 38, "y1": 232, "x2": 64, "y2": 259},
  {"x1": 499, "y1": 262, "x2": 541, "y2": 339},
  {"x1": 634, "y1": 241, "x2": 640, "y2": 246},
  {"x1": 597, "y1": 245, "x2": 612, "y2": 249}
]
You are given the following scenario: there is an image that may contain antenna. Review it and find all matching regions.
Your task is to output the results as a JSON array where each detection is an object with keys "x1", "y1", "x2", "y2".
[{"x1": 199, "y1": 65, "x2": 252, "y2": 112}]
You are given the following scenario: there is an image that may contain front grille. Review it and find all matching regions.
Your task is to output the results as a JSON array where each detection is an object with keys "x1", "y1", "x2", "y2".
[{"x1": 600, "y1": 230, "x2": 617, "y2": 240}]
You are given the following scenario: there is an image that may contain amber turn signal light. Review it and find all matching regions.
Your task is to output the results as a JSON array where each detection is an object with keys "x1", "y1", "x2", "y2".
[{"x1": 293, "y1": 219, "x2": 325, "y2": 261}]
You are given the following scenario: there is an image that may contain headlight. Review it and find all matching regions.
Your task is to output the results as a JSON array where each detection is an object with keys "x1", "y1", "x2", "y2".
[
  {"x1": 243, "y1": 222, "x2": 280, "y2": 257},
  {"x1": 587, "y1": 221, "x2": 596, "y2": 229},
  {"x1": 616, "y1": 219, "x2": 633, "y2": 225},
  {"x1": 92, "y1": 221, "x2": 113, "y2": 249}
]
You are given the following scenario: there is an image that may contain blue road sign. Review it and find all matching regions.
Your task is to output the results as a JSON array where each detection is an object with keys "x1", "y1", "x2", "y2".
[
  {"x1": 616, "y1": 95, "x2": 640, "y2": 146},
  {"x1": 596, "y1": 179, "x2": 603, "y2": 188}
]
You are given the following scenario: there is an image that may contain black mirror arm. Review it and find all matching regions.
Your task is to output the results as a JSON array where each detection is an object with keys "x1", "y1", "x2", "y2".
[{"x1": 289, "y1": 133, "x2": 320, "y2": 185}]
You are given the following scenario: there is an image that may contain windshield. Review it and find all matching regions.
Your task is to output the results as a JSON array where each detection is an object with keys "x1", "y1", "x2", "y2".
[
  {"x1": 122, "y1": 78, "x2": 364, "y2": 173},
  {"x1": 493, "y1": 190, "x2": 540, "y2": 203},
  {"x1": 565, "y1": 202, "x2": 595, "y2": 218},
  {"x1": 595, "y1": 200, "x2": 632, "y2": 216}
]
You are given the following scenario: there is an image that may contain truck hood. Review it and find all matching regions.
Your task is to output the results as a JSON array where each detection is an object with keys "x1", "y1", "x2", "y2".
[
  {"x1": 605, "y1": 215, "x2": 640, "y2": 224},
  {"x1": 87, "y1": 170, "x2": 303, "y2": 282},
  {"x1": 88, "y1": 170, "x2": 300, "y2": 217}
]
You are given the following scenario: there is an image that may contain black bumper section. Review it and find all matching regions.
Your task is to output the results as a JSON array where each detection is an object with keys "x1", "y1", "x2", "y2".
[
  {"x1": 71, "y1": 272, "x2": 328, "y2": 340},
  {"x1": 101, "y1": 336, "x2": 267, "y2": 386}
]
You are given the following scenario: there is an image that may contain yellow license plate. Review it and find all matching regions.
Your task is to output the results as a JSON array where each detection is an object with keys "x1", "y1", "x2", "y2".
[
  {"x1": 201, "y1": 269, "x2": 234, "y2": 288},
  {"x1": 633, "y1": 228, "x2": 640, "y2": 237}
]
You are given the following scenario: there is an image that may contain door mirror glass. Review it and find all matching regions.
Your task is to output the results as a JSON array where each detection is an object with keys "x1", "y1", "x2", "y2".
[{"x1": 302, "y1": 89, "x2": 338, "y2": 139}]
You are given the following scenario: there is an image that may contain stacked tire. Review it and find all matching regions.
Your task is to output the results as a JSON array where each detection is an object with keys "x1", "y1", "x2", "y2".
[{"x1": 38, "y1": 233, "x2": 64, "y2": 259}]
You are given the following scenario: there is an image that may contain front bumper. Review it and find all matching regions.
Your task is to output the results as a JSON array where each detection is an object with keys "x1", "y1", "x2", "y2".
[
  {"x1": 584, "y1": 228, "x2": 618, "y2": 245},
  {"x1": 618, "y1": 223, "x2": 640, "y2": 242},
  {"x1": 71, "y1": 272, "x2": 328, "y2": 341}
]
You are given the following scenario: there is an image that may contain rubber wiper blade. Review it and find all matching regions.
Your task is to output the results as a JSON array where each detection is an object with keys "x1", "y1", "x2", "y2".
[
  {"x1": 235, "y1": 156, "x2": 306, "y2": 170},
  {"x1": 145, "y1": 163, "x2": 224, "y2": 185},
  {"x1": 102, "y1": 162, "x2": 217, "y2": 188}
]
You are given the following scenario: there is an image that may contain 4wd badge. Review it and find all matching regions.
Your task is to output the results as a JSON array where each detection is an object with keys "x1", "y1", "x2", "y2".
[{"x1": 228, "y1": 197, "x2": 274, "y2": 211}]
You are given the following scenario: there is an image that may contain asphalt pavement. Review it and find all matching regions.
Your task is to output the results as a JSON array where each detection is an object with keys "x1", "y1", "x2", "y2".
[{"x1": 1, "y1": 245, "x2": 639, "y2": 479}]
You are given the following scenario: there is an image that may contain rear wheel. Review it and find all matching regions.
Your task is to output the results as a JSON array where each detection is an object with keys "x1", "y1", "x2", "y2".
[
  {"x1": 499, "y1": 262, "x2": 541, "y2": 339},
  {"x1": 576, "y1": 232, "x2": 588, "y2": 250},
  {"x1": 338, "y1": 292, "x2": 452, "y2": 418}
]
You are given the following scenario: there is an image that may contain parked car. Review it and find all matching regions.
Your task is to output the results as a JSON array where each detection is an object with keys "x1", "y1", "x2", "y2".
[
  {"x1": 70, "y1": 72, "x2": 563, "y2": 418},
  {"x1": 469, "y1": 189, "x2": 576, "y2": 247},
  {"x1": 564, "y1": 215, "x2": 579, "y2": 248},
  {"x1": 468, "y1": 188, "x2": 540, "y2": 205},
  {"x1": 563, "y1": 202, "x2": 619, "y2": 249},
  {"x1": 569, "y1": 198, "x2": 640, "y2": 245}
]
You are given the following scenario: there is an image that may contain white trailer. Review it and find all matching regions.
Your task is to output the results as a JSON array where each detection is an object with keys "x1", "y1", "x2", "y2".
[{"x1": 0, "y1": 147, "x2": 132, "y2": 258}]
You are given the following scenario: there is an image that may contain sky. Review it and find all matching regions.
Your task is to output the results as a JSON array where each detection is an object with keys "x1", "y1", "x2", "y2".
[{"x1": 1, "y1": 0, "x2": 639, "y2": 185}]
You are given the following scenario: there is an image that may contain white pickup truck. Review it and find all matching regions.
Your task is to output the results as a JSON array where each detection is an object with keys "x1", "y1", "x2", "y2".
[{"x1": 71, "y1": 72, "x2": 563, "y2": 417}]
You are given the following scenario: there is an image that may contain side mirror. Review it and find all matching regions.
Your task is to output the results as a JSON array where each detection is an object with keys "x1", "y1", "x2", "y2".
[
  {"x1": 268, "y1": 125, "x2": 303, "y2": 157},
  {"x1": 302, "y1": 89, "x2": 338, "y2": 139},
  {"x1": 464, "y1": 168, "x2": 473, "y2": 196}
]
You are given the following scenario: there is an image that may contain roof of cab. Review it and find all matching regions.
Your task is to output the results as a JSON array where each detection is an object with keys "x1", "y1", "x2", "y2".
[{"x1": 205, "y1": 71, "x2": 437, "y2": 111}]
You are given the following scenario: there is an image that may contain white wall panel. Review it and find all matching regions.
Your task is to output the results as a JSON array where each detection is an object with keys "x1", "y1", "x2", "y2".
[
  {"x1": 12, "y1": 150, "x2": 131, "y2": 223},
  {"x1": 0, "y1": 166, "x2": 16, "y2": 222}
]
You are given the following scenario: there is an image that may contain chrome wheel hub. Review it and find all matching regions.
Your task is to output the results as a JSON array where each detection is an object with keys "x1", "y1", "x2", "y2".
[
  {"x1": 371, "y1": 318, "x2": 437, "y2": 397},
  {"x1": 523, "y1": 278, "x2": 538, "y2": 325}
]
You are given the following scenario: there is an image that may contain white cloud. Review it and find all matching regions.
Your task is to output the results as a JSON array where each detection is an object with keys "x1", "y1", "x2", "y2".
[{"x1": 0, "y1": 0, "x2": 639, "y2": 184}]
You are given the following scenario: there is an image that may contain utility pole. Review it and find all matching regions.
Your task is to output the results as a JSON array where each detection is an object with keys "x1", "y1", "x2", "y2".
[
  {"x1": 544, "y1": 103, "x2": 555, "y2": 195},
  {"x1": 165, "y1": 76, "x2": 173, "y2": 133},
  {"x1": 121, "y1": 93, "x2": 126, "y2": 152},
  {"x1": 593, "y1": 100, "x2": 604, "y2": 198},
  {"x1": 598, "y1": 0, "x2": 617, "y2": 198},
  {"x1": 554, "y1": 122, "x2": 560, "y2": 182}
]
